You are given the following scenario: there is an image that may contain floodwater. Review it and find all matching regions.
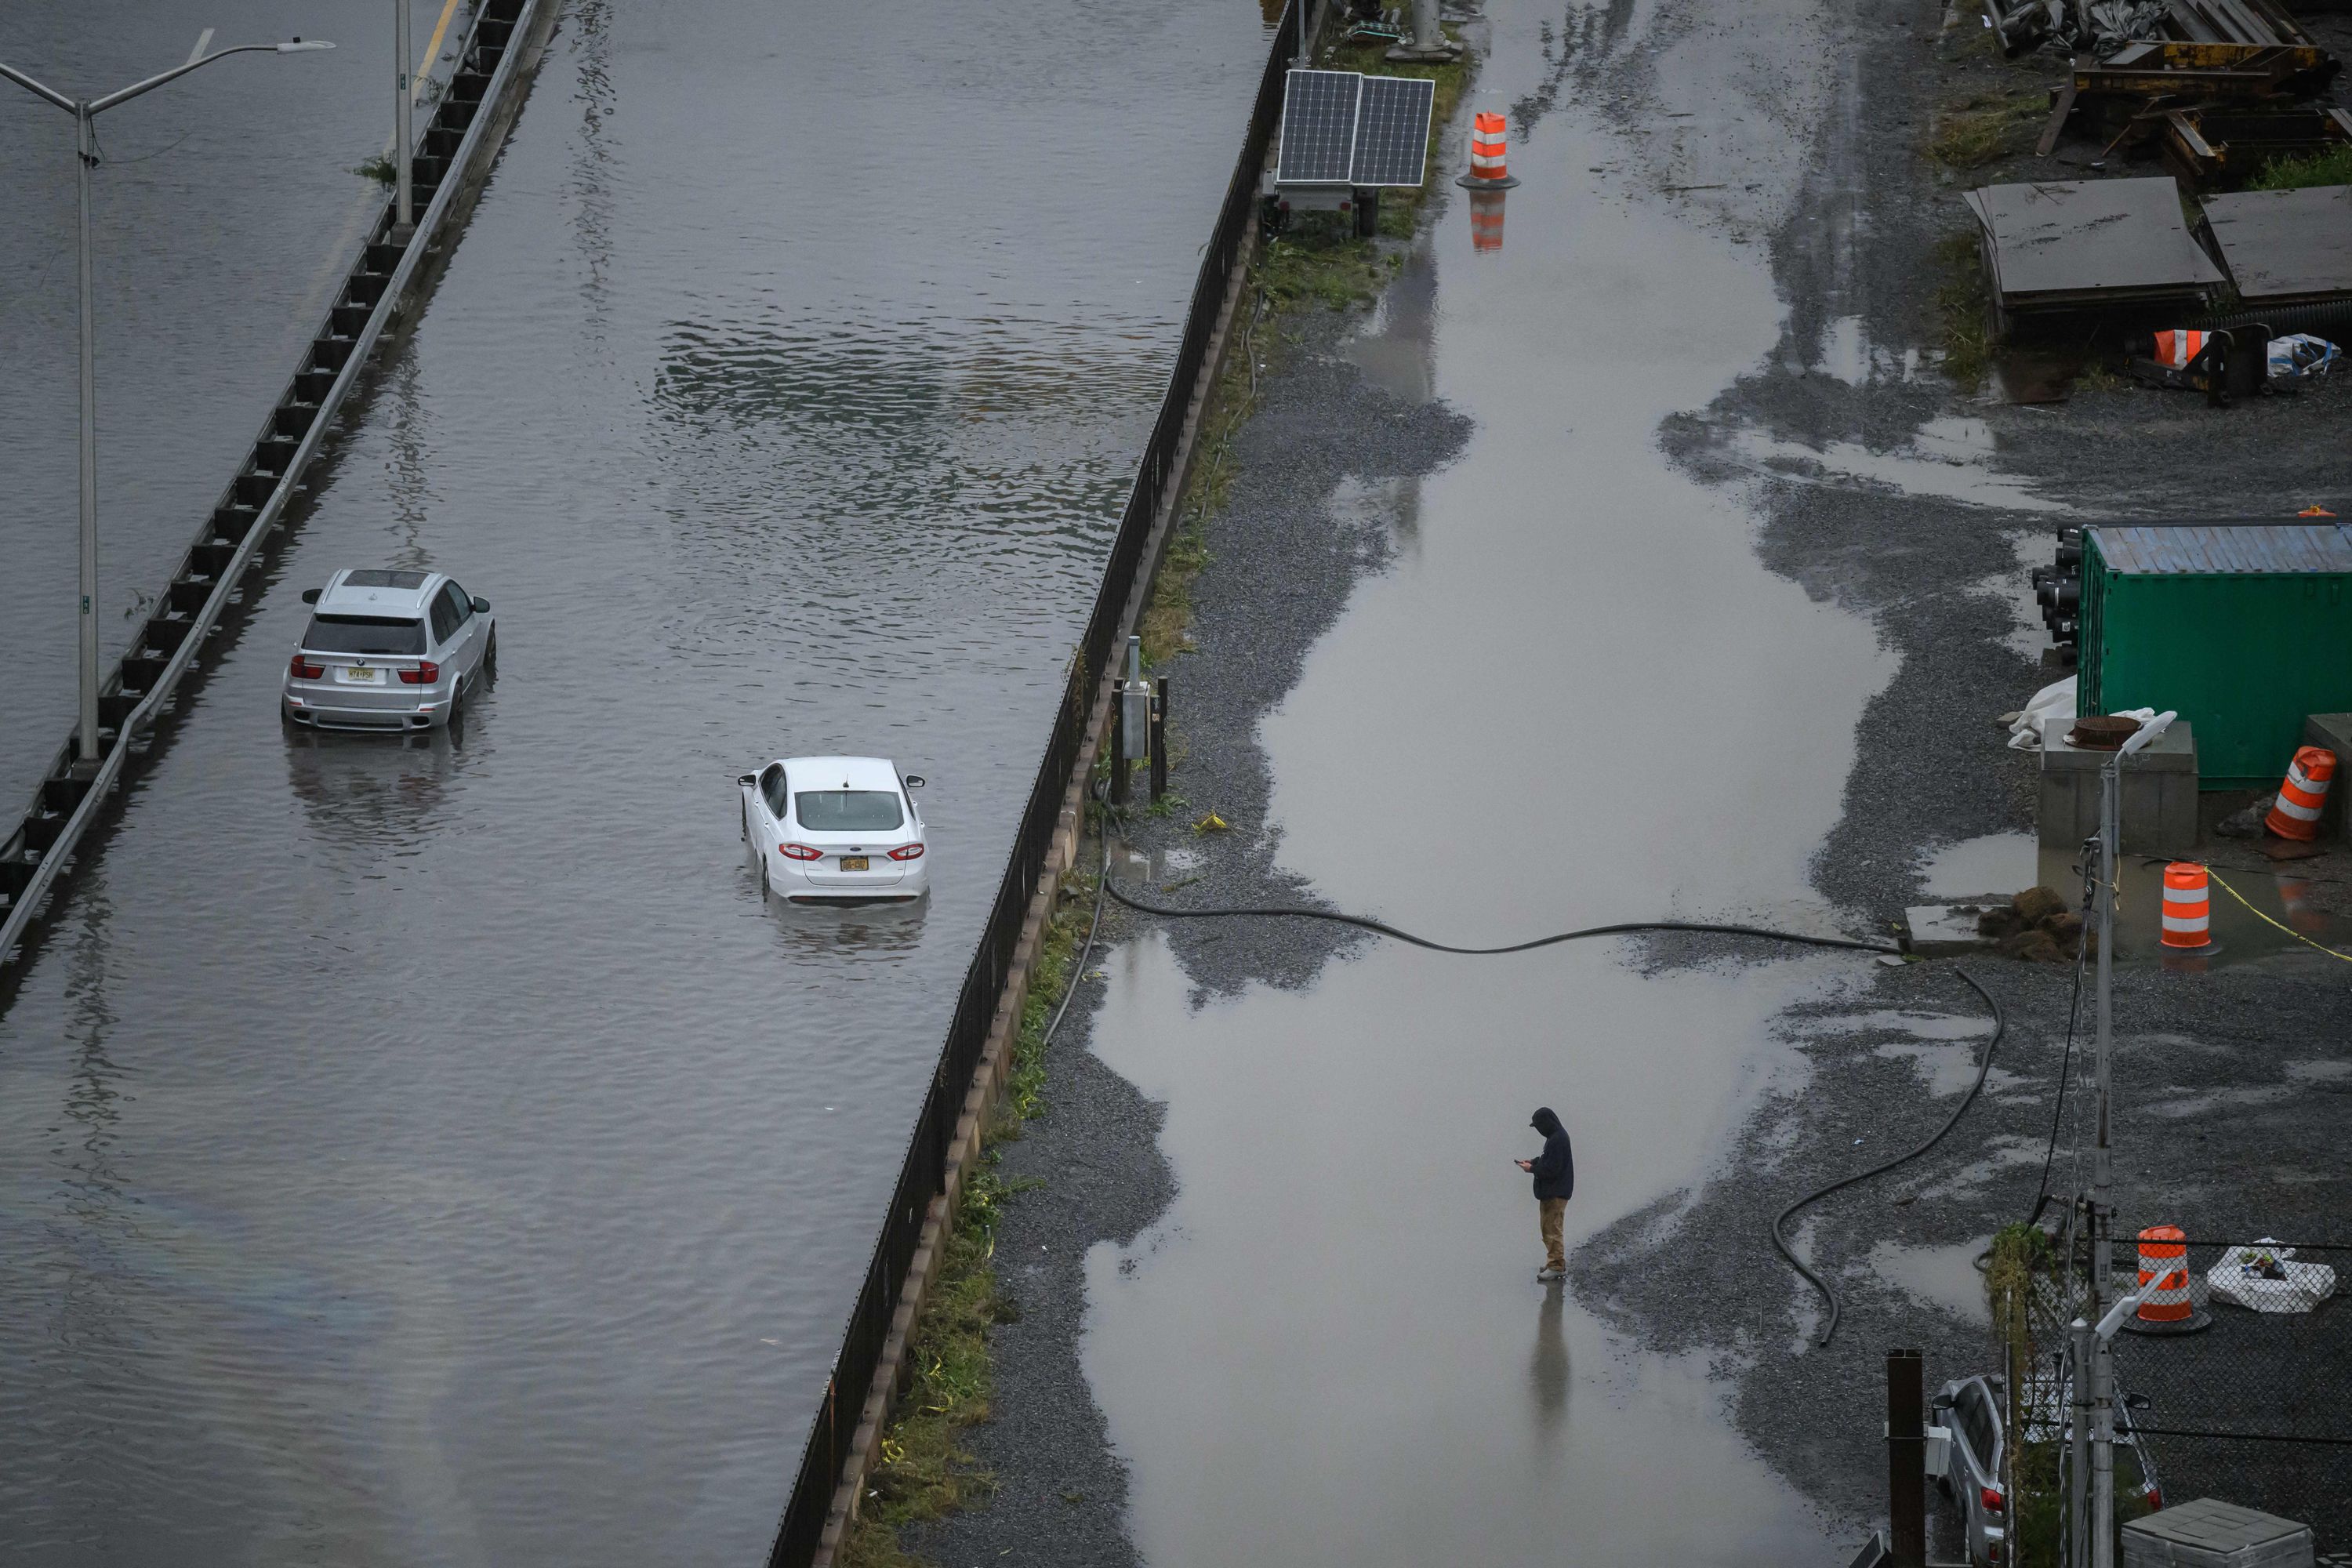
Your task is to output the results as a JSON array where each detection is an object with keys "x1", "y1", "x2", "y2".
[
  {"x1": 0, "y1": 1, "x2": 1269, "y2": 1563},
  {"x1": 0, "y1": 1, "x2": 460, "y2": 813},
  {"x1": 1073, "y1": 0, "x2": 1907, "y2": 1559}
]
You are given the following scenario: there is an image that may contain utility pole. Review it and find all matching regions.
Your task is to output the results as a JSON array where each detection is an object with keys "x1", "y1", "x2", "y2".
[
  {"x1": 2079, "y1": 712, "x2": 2175, "y2": 1568},
  {"x1": 394, "y1": 0, "x2": 416, "y2": 238},
  {"x1": 0, "y1": 37, "x2": 335, "y2": 769}
]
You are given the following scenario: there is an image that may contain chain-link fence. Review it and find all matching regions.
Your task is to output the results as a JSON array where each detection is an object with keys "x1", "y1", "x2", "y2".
[{"x1": 1989, "y1": 1224, "x2": 2350, "y2": 1564}]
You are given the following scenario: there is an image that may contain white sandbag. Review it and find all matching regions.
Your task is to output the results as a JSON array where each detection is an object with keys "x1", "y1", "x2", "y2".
[{"x1": 2209, "y1": 1239, "x2": 2338, "y2": 1314}]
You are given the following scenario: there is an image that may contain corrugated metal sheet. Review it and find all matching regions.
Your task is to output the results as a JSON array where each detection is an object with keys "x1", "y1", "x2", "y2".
[
  {"x1": 2204, "y1": 186, "x2": 2352, "y2": 302},
  {"x1": 2088, "y1": 523, "x2": 2352, "y2": 574}
]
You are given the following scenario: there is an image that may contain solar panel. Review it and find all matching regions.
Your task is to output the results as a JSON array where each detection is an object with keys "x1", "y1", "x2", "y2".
[
  {"x1": 1276, "y1": 70, "x2": 1362, "y2": 185},
  {"x1": 1349, "y1": 75, "x2": 1435, "y2": 187}
]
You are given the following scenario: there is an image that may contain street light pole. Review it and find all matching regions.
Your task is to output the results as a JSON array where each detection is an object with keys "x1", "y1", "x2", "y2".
[
  {"x1": 395, "y1": 1, "x2": 415, "y2": 236},
  {"x1": 0, "y1": 38, "x2": 335, "y2": 768}
]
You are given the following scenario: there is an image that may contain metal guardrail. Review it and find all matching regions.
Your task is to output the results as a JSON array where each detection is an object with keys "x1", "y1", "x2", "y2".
[
  {"x1": 0, "y1": 0, "x2": 539, "y2": 971},
  {"x1": 763, "y1": 3, "x2": 1305, "y2": 1563}
]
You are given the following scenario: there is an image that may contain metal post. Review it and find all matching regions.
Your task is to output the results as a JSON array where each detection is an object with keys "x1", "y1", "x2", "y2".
[
  {"x1": 2071, "y1": 1319, "x2": 2094, "y2": 1568},
  {"x1": 1149, "y1": 677, "x2": 1168, "y2": 804},
  {"x1": 394, "y1": 0, "x2": 414, "y2": 235},
  {"x1": 1109, "y1": 691, "x2": 1130, "y2": 808},
  {"x1": 2092, "y1": 1327, "x2": 2117, "y2": 1568},
  {"x1": 1887, "y1": 1349, "x2": 1926, "y2": 1568},
  {"x1": 2093, "y1": 757, "x2": 2117, "y2": 1319},
  {"x1": 75, "y1": 101, "x2": 100, "y2": 768}
]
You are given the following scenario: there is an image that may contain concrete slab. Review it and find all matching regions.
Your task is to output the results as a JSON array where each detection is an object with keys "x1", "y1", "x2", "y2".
[{"x1": 2038, "y1": 720, "x2": 2201, "y2": 855}]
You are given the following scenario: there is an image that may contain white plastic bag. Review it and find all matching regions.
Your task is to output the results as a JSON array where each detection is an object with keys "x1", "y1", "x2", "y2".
[
  {"x1": 2009, "y1": 677, "x2": 2078, "y2": 751},
  {"x1": 2209, "y1": 1239, "x2": 2338, "y2": 1313}
]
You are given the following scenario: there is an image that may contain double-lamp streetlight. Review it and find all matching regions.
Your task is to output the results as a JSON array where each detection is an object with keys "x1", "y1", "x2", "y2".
[{"x1": 0, "y1": 34, "x2": 333, "y2": 768}]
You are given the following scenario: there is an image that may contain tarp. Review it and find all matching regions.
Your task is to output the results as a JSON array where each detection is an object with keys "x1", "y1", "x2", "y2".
[
  {"x1": 1965, "y1": 177, "x2": 2227, "y2": 303},
  {"x1": 2204, "y1": 184, "x2": 2352, "y2": 302}
]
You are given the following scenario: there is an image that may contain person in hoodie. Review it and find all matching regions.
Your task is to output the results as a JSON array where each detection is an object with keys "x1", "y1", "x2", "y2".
[{"x1": 1514, "y1": 1107, "x2": 1574, "y2": 1282}]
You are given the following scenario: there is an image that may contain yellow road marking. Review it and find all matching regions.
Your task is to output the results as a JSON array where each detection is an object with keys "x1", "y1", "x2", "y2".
[{"x1": 415, "y1": 0, "x2": 464, "y2": 100}]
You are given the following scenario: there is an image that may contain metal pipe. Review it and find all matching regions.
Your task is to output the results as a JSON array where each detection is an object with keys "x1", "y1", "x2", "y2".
[
  {"x1": 0, "y1": 4, "x2": 532, "y2": 971},
  {"x1": 2071, "y1": 1318, "x2": 2094, "y2": 1568},
  {"x1": 1149, "y1": 677, "x2": 1168, "y2": 804}
]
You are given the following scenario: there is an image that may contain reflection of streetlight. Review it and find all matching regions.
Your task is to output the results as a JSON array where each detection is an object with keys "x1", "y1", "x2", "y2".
[{"x1": 0, "y1": 37, "x2": 335, "y2": 768}]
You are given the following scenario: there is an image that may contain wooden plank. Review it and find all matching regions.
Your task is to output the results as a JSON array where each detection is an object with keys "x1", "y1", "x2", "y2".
[{"x1": 2038, "y1": 80, "x2": 2080, "y2": 156}]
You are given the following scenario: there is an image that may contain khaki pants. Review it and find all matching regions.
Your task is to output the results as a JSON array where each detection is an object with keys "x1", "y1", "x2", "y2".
[{"x1": 1538, "y1": 1196, "x2": 1568, "y2": 1272}]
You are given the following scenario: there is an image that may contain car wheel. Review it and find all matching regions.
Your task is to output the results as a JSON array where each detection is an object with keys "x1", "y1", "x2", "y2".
[
  {"x1": 483, "y1": 629, "x2": 498, "y2": 681},
  {"x1": 759, "y1": 852, "x2": 772, "y2": 906},
  {"x1": 447, "y1": 688, "x2": 466, "y2": 745}
]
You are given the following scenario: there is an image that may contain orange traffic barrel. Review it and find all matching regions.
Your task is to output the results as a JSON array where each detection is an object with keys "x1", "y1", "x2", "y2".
[
  {"x1": 2160, "y1": 863, "x2": 2211, "y2": 949},
  {"x1": 1456, "y1": 110, "x2": 1519, "y2": 189},
  {"x1": 2264, "y1": 746, "x2": 2336, "y2": 841},
  {"x1": 2125, "y1": 1225, "x2": 2209, "y2": 1334},
  {"x1": 1469, "y1": 189, "x2": 1504, "y2": 252}
]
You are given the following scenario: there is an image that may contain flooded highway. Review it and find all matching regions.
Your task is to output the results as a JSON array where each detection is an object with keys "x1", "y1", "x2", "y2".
[
  {"x1": 0, "y1": 2, "x2": 1269, "y2": 1562},
  {"x1": 0, "y1": 1, "x2": 461, "y2": 813}
]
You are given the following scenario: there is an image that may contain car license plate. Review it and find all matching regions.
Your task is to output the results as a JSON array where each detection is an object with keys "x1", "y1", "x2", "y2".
[
  {"x1": 839, "y1": 856, "x2": 869, "y2": 872},
  {"x1": 340, "y1": 665, "x2": 382, "y2": 684}
]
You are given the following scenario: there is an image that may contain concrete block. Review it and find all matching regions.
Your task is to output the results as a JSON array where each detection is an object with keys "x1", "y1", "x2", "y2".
[
  {"x1": 1903, "y1": 904, "x2": 2000, "y2": 956},
  {"x1": 2038, "y1": 720, "x2": 2199, "y2": 856},
  {"x1": 2302, "y1": 713, "x2": 2351, "y2": 840}
]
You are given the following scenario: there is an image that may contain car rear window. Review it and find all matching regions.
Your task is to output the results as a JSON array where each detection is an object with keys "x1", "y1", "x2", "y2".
[
  {"x1": 794, "y1": 790, "x2": 903, "y2": 831},
  {"x1": 303, "y1": 615, "x2": 426, "y2": 655}
]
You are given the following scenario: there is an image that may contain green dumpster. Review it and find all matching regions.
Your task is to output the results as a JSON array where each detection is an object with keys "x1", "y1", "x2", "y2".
[{"x1": 2079, "y1": 524, "x2": 2352, "y2": 789}]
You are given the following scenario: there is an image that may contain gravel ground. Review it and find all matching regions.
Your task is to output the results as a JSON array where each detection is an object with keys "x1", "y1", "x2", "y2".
[{"x1": 916, "y1": 0, "x2": 2352, "y2": 1557}]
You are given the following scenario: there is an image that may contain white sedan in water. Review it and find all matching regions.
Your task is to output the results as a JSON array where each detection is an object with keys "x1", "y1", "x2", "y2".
[{"x1": 740, "y1": 755, "x2": 928, "y2": 905}]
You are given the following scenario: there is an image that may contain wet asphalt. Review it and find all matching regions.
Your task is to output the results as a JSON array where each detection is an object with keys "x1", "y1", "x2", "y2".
[{"x1": 916, "y1": 0, "x2": 2352, "y2": 1559}]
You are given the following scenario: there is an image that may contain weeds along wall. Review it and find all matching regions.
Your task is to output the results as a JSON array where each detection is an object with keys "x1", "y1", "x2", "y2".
[{"x1": 761, "y1": 5, "x2": 1304, "y2": 1563}]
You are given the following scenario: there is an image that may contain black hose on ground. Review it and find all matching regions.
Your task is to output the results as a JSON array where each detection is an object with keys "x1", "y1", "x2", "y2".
[
  {"x1": 1099, "y1": 878, "x2": 1903, "y2": 956},
  {"x1": 1040, "y1": 835, "x2": 1115, "y2": 1051},
  {"x1": 1769, "y1": 967, "x2": 2006, "y2": 1350}
]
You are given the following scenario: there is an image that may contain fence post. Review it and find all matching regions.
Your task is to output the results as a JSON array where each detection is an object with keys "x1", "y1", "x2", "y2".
[
  {"x1": 1889, "y1": 1348, "x2": 1926, "y2": 1568},
  {"x1": 1150, "y1": 677, "x2": 1169, "y2": 803}
]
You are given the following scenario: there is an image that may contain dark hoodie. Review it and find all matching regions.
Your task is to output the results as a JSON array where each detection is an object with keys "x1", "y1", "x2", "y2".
[{"x1": 1529, "y1": 1107, "x2": 1573, "y2": 1201}]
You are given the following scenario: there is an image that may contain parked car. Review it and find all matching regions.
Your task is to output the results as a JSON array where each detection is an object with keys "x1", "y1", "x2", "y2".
[
  {"x1": 1933, "y1": 1369, "x2": 2163, "y2": 1567},
  {"x1": 740, "y1": 756, "x2": 927, "y2": 905},
  {"x1": 282, "y1": 568, "x2": 495, "y2": 734}
]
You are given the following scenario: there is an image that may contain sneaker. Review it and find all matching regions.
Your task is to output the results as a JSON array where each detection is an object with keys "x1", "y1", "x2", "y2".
[{"x1": 1536, "y1": 1266, "x2": 1565, "y2": 1282}]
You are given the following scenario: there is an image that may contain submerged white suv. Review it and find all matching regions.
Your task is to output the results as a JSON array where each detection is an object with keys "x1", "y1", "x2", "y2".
[
  {"x1": 281, "y1": 568, "x2": 495, "y2": 734},
  {"x1": 740, "y1": 756, "x2": 928, "y2": 905}
]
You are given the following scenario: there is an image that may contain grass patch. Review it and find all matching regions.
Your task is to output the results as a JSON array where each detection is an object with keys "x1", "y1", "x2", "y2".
[
  {"x1": 836, "y1": 864, "x2": 1098, "y2": 1567},
  {"x1": 1926, "y1": 89, "x2": 2047, "y2": 169},
  {"x1": 352, "y1": 153, "x2": 398, "y2": 187},
  {"x1": 1933, "y1": 228, "x2": 1995, "y2": 388},
  {"x1": 2249, "y1": 143, "x2": 2352, "y2": 191}
]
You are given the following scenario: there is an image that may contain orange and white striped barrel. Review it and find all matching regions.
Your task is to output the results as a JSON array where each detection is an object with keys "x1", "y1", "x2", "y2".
[
  {"x1": 1456, "y1": 110, "x2": 1519, "y2": 189},
  {"x1": 2276, "y1": 873, "x2": 2325, "y2": 932},
  {"x1": 1468, "y1": 189, "x2": 1504, "y2": 252},
  {"x1": 2264, "y1": 746, "x2": 2336, "y2": 841},
  {"x1": 2136, "y1": 1226, "x2": 2194, "y2": 1323},
  {"x1": 2154, "y1": 329, "x2": 2208, "y2": 368},
  {"x1": 2161, "y1": 862, "x2": 2210, "y2": 949}
]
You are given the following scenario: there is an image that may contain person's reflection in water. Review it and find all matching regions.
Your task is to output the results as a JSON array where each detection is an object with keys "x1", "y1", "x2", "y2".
[{"x1": 1530, "y1": 1279, "x2": 1570, "y2": 1447}]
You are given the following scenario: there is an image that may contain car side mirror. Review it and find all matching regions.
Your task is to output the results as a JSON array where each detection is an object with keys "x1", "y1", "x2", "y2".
[
  {"x1": 471, "y1": 596, "x2": 491, "y2": 613},
  {"x1": 2125, "y1": 1393, "x2": 2151, "y2": 1411},
  {"x1": 904, "y1": 775, "x2": 925, "y2": 789},
  {"x1": 1930, "y1": 1393, "x2": 1955, "y2": 1412},
  {"x1": 737, "y1": 773, "x2": 757, "y2": 787},
  {"x1": 300, "y1": 588, "x2": 321, "y2": 604}
]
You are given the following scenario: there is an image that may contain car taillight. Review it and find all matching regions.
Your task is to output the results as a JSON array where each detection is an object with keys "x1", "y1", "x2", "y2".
[
  {"x1": 778, "y1": 844, "x2": 821, "y2": 861},
  {"x1": 397, "y1": 660, "x2": 440, "y2": 685},
  {"x1": 2147, "y1": 1488, "x2": 2162, "y2": 1511},
  {"x1": 1981, "y1": 1486, "x2": 2005, "y2": 1515},
  {"x1": 289, "y1": 655, "x2": 325, "y2": 680},
  {"x1": 888, "y1": 843, "x2": 924, "y2": 861}
]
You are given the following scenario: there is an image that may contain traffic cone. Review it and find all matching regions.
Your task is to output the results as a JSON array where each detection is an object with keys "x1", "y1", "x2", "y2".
[
  {"x1": 1469, "y1": 189, "x2": 1504, "y2": 252},
  {"x1": 1457, "y1": 110, "x2": 1519, "y2": 190},
  {"x1": 2160, "y1": 862, "x2": 2212, "y2": 951},
  {"x1": 2264, "y1": 747, "x2": 2336, "y2": 841}
]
